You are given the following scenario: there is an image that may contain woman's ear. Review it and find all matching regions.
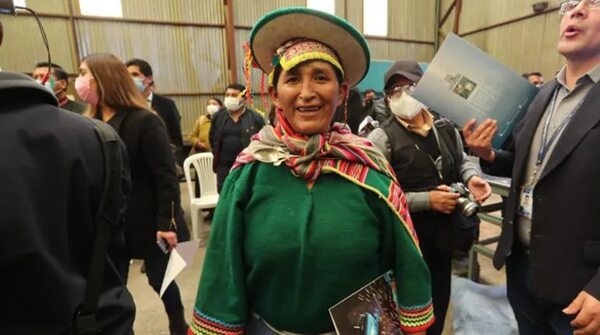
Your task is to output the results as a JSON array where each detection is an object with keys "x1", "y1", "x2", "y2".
[
  {"x1": 268, "y1": 85, "x2": 280, "y2": 109},
  {"x1": 336, "y1": 81, "x2": 349, "y2": 108}
]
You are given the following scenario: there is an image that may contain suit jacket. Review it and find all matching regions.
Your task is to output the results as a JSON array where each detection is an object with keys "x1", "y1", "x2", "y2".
[
  {"x1": 151, "y1": 93, "x2": 184, "y2": 165},
  {"x1": 483, "y1": 79, "x2": 600, "y2": 304},
  {"x1": 108, "y1": 108, "x2": 189, "y2": 258},
  {"x1": 0, "y1": 72, "x2": 135, "y2": 334},
  {"x1": 209, "y1": 106, "x2": 265, "y2": 169}
]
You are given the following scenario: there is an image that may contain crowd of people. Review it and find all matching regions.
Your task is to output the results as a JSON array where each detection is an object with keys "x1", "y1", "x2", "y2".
[{"x1": 3, "y1": 1, "x2": 600, "y2": 334}]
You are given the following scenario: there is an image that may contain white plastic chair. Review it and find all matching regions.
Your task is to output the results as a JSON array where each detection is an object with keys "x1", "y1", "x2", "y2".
[{"x1": 183, "y1": 152, "x2": 219, "y2": 240}]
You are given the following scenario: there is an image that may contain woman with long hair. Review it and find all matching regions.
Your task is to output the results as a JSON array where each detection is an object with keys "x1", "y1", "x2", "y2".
[{"x1": 75, "y1": 52, "x2": 190, "y2": 335}]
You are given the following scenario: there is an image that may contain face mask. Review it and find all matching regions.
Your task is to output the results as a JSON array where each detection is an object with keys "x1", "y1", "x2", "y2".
[
  {"x1": 389, "y1": 91, "x2": 427, "y2": 120},
  {"x1": 36, "y1": 79, "x2": 54, "y2": 93},
  {"x1": 75, "y1": 76, "x2": 99, "y2": 106},
  {"x1": 224, "y1": 96, "x2": 243, "y2": 112},
  {"x1": 133, "y1": 77, "x2": 146, "y2": 93},
  {"x1": 207, "y1": 104, "x2": 220, "y2": 116}
]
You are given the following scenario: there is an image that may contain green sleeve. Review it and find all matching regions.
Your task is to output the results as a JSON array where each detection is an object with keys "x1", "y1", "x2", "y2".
[
  {"x1": 373, "y1": 194, "x2": 435, "y2": 333},
  {"x1": 189, "y1": 167, "x2": 248, "y2": 335}
]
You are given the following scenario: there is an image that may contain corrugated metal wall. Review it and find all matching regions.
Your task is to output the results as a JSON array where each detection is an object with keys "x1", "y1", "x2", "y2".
[
  {"x1": 439, "y1": 0, "x2": 563, "y2": 79},
  {"x1": 233, "y1": 0, "x2": 306, "y2": 27},
  {"x1": 2, "y1": 0, "x2": 565, "y2": 134},
  {"x1": 343, "y1": 0, "x2": 436, "y2": 62},
  {"x1": 120, "y1": 0, "x2": 224, "y2": 24},
  {"x1": 1, "y1": 15, "x2": 77, "y2": 73}
]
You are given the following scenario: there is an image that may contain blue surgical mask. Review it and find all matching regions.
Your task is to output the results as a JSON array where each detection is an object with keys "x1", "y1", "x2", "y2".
[{"x1": 133, "y1": 77, "x2": 146, "y2": 93}]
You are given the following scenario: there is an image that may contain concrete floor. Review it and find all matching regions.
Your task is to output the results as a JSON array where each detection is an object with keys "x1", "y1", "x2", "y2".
[{"x1": 127, "y1": 184, "x2": 506, "y2": 334}]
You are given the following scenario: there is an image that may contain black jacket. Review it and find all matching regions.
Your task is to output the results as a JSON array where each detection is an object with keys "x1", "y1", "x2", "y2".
[
  {"x1": 209, "y1": 106, "x2": 265, "y2": 168},
  {"x1": 108, "y1": 108, "x2": 189, "y2": 258},
  {"x1": 0, "y1": 72, "x2": 135, "y2": 334},
  {"x1": 483, "y1": 79, "x2": 600, "y2": 304},
  {"x1": 370, "y1": 98, "x2": 392, "y2": 124},
  {"x1": 151, "y1": 93, "x2": 184, "y2": 165}
]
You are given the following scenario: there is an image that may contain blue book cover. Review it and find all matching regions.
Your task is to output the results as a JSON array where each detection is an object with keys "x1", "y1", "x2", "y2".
[{"x1": 412, "y1": 33, "x2": 539, "y2": 148}]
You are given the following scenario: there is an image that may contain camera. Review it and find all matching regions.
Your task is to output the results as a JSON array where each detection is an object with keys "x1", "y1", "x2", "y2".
[{"x1": 449, "y1": 182, "x2": 479, "y2": 217}]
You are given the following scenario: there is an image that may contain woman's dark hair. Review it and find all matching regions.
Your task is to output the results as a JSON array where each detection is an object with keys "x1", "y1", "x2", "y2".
[
  {"x1": 208, "y1": 96, "x2": 223, "y2": 107},
  {"x1": 271, "y1": 61, "x2": 344, "y2": 88}
]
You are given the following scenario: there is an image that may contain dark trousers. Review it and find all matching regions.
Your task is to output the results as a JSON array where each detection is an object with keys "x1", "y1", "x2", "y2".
[
  {"x1": 506, "y1": 246, "x2": 574, "y2": 335},
  {"x1": 123, "y1": 248, "x2": 184, "y2": 315},
  {"x1": 216, "y1": 163, "x2": 232, "y2": 193},
  {"x1": 420, "y1": 240, "x2": 452, "y2": 335}
]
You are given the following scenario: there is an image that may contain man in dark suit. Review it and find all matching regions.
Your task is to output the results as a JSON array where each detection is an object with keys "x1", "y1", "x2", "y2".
[
  {"x1": 126, "y1": 58, "x2": 185, "y2": 167},
  {"x1": 463, "y1": 2, "x2": 600, "y2": 334}
]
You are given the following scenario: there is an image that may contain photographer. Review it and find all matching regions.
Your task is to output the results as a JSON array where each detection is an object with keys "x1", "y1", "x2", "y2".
[{"x1": 368, "y1": 59, "x2": 491, "y2": 335}]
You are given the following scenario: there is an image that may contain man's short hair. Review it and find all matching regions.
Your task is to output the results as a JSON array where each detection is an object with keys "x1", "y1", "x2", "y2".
[
  {"x1": 528, "y1": 71, "x2": 543, "y2": 77},
  {"x1": 35, "y1": 62, "x2": 63, "y2": 70},
  {"x1": 34, "y1": 62, "x2": 69, "y2": 84},
  {"x1": 226, "y1": 83, "x2": 246, "y2": 93},
  {"x1": 363, "y1": 89, "x2": 376, "y2": 97},
  {"x1": 125, "y1": 58, "x2": 153, "y2": 77},
  {"x1": 52, "y1": 67, "x2": 69, "y2": 82}
]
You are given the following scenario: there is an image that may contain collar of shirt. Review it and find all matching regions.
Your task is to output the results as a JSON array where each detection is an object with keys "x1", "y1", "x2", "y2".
[
  {"x1": 228, "y1": 106, "x2": 246, "y2": 121},
  {"x1": 556, "y1": 63, "x2": 600, "y2": 90},
  {"x1": 58, "y1": 95, "x2": 69, "y2": 107},
  {"x1": 397, "y1": 110, "x2": 434, "y2": 137},
  {"x1": 147, "y1": 91, "x2": 153, "y2": 105}
]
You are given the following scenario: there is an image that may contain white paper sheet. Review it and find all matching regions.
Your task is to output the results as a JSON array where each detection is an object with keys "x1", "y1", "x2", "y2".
[{"x1": 159, "y1": 239, "x2": 200, "y2": 297}]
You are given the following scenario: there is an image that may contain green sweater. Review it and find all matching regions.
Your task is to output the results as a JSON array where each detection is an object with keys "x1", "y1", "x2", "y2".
[{"x1": 190, "y1": 162, "x2": 433, "y2": 334}]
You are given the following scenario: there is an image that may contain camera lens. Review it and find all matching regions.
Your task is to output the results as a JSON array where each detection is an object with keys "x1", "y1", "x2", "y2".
[{"x1": 457, "y1": 197, "x2": 479, "y2": 217}]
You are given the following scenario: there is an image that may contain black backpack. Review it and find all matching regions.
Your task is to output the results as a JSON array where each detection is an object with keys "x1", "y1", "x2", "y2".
[{"x1": 73, "y1": 119, "x2": 126, "y2": 335}]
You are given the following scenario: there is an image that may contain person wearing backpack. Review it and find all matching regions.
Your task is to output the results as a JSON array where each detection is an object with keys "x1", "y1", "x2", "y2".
[{"x1": 0, "y1": 19, "x2": 135, "y2": 334}]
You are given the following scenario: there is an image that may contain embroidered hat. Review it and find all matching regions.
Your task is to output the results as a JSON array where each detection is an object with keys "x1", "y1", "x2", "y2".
[{"x1": 249, "y1": 7, "x2": 370, "y2": 87}]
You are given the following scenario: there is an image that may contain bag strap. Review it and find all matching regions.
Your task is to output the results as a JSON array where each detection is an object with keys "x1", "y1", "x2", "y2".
[{"x1": 73, "y1": 120, "x2": 124, "y2": 335}]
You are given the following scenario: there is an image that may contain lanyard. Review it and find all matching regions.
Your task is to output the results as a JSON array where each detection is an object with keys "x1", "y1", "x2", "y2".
[
  {"x1": 414, "y1": 126, "x2": 444, "y2": 180},
  {"x1": 529, "y1": 87, "x2": 583, "y2": 184}
]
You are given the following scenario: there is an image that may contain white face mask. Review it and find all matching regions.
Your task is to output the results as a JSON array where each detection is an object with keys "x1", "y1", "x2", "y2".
[
  {"x1": 224, "y1": 96, "x2": 243, "y2": 112},
  {"x1": 207, "y1": 104, "x2": 220, "y2": 116},
  {"x1": 389, "y1": 91, "x2": 427, "y2": 120}
]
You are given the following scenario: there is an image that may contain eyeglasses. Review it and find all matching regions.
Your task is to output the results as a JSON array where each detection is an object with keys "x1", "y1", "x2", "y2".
[
  {"x1": 386, "y1": 83, "x2": 416, "y2": 98},
  {"x1": 559, "y1": 0, "x2": 600, "y2": 15}
]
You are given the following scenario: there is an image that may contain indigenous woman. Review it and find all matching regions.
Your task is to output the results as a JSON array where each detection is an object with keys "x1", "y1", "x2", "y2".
[{"x1": 189, "y1": 8, "x2": 433, "y2": 335}]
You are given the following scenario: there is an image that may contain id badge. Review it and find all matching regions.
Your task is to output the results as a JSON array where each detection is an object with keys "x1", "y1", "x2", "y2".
[{"x1": 517, "y1": 185, "x2": 534, "y2": 219}]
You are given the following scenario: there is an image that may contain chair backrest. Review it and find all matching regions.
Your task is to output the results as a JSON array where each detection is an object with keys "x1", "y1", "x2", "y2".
[{"x1": 183, "y1": 153, "x2": 218, "y2": 201}]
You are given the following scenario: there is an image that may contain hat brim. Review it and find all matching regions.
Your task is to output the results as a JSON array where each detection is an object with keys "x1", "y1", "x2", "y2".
[
  {"x1": 250, "y1": 7, "x2": 370, "y2": 87},
  {"x1": 385, "y1": 71, "x2": 422, "y2": 88}
]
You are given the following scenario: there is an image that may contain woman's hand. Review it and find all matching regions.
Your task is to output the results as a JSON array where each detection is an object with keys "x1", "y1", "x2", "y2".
[
  {"x1": 467, "y1": 175, "x2": 492, "y2": 203},
  {"x1": 157, "y1": 231, "x2": 178, "y2": 249},
  {"x1": 195, "y1": 142, "x2": 207, "y2": 151},
  {"x1": 429, "y1": 185, "x2": 460, "y2": 214}
]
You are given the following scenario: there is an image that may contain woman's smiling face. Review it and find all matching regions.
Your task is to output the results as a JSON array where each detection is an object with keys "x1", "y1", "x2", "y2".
[{"x1": 269, "y1": 60, "x2": 348, "y2": 135}]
